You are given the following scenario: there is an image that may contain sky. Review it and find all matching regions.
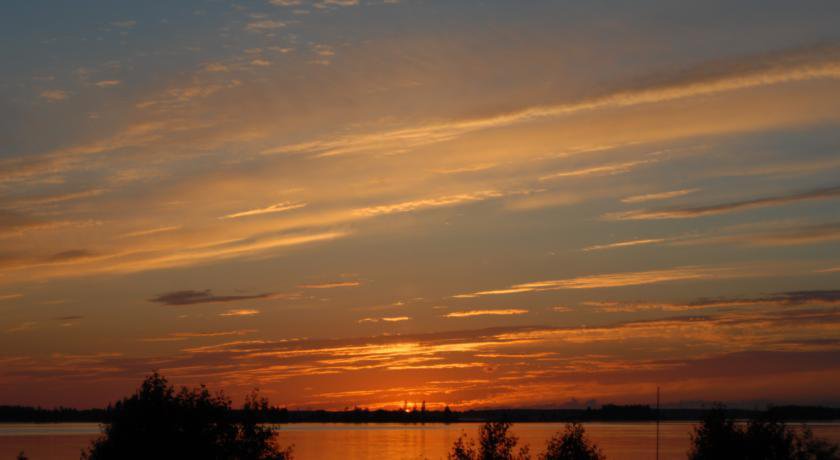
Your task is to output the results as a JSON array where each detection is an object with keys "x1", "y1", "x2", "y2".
[{"x1": 1, "y1": 0, "x2": 840, "y2": 410}]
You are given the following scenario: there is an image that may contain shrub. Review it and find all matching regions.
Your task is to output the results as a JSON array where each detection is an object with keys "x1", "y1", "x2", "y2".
[
  {"x1": 82, "y1": 373, "x2": 292, "y2": 460},
  {"x1": 448, "y1": 421, "x2": 531, "y2": 460},
  {"x1": 540, "y1": 422, "x2": 605, "y2": 460}
]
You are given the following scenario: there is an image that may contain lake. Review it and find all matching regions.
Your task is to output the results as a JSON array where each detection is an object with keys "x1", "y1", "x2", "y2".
[{"x1": 2, "y1": 422, "x2": 839, "y2": 459}]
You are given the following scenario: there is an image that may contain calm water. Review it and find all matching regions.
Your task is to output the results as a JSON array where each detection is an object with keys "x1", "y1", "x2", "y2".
[{"x1": 2, "y1": 422, "x2": 839, "y2": 459}]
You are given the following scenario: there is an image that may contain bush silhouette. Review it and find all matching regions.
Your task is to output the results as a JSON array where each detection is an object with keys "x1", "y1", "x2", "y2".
[
  {"x1": 82, "y1": 373, "x2": 292, "y2": 460},
  {"x1": 539, "y1": 422, "x2": 604, "y2": 460},
  {"x1": 449, "y1": 421, "x2": 531, "y2": 460},
  {"x1": 689, "y1": 405, "x2": 839, "y2": 460}
]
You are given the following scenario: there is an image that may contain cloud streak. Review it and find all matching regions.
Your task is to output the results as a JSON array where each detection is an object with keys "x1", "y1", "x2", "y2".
[
  {"x1": 221, "y1": 202, "x2": 307, "y2": 219},
  {"x1": 445, "y1": 309, "x2": 529, "y2": 318},
  {"x1": 298, "y1": 281, "x2": 360, "y2": 289},
  {"x1": 150, "y1": 290, "x2": 273, "y2": 306},
  {"x1": 455, "y1": 266, "x2": 745, "y2": 298},
  {"x1": 621, "y1": 188, "x2": 700, "y2": 204},
  {"x1": 263, "y1": 44, "x2": 840, "y2": 158},
  {"x1": 606, "y1": 185, "x2": 840, "y2": 220}
]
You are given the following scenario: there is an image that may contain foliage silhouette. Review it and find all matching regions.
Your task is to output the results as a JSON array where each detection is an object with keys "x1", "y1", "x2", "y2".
[
  {"x1": 539, "y1": 422, "x2": 605, "y2": 460},
  {"x1": 81, "y1": 373, "x2": 292, "y2": 460},
  {"x1": 688, "y1": 405, "x2": 839, "y2": 460},
  {"x1": 448, "y1": 421, "x2": 532, "y2": 460}
]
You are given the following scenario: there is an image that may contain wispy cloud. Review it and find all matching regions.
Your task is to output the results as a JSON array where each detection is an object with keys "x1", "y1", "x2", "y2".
[
  {"x1": 354, "y1": 191, "x2": 502, "y2": 217},
  {"x1": 606, "y1": 185, "x2": 840, "y2": 220},
  {"x1": 245, "y1": 19, "x2": 286, "y2": 32},
  {"x1": 581, "y1": 238, "x2": 666, "y2": 252},
  {"x1": 299, "y1": 281, "x2": 360, "y2": 289},
  {"x1": 263, "y1": 44, "x2": 840, "y2": 158},
  {"x1": 5, "y1": 322, "x2": 36, "y2": 333},
  {"x1": 150, "y1": 290, "x2": 273, "y2": 306},
  {"x1": 674, "y1": 222, "x2": 840, "y2": 247},
  {"x1": 455, "y1": 266, "x2": 743, "y2": 298},
  {"x1": 589, "y1": 289, "x2": 840, "y2": 312},
  {"x1": 358, "y1": 316, "x2": 411, "y2": 323},
  {"x1": 445, "y1": 309, "x2": 528, "y2": 318},
  {"x1": 221, "y1": 202, "x2": 306, "y2": 219},
  {"x1": 39, "y1": 90, "x2": 70, "y2": 102},
  {"x1": 219, "y1": 309, "x2": 261, "y2": 317},
  {"x1": 110, "y1": 20, "x2": 136, "y2": 29},
  {"x1": 94, "y1": 80, "x2": 121, "y2": 88},
  {"x1": 539, "y1": 159, "x2": 657, "y2": 181},
  {"x1": 118, "y1": 226, "x2": 181, "y2": 238},
  {"x1": 140, "y1": 329, "x2": 255, "y2": 342},
  {"x1": 8, "y1": 188, "x2": 106, "y2": 208},
  {"x1": 621, "y1": 188, "x2": 700, "y2": 204}
]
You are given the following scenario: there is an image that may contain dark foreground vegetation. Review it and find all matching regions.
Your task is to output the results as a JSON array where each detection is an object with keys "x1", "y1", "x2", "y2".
[
  {"x1": 448, "y1": 421, "x2": 604, "y2": 460},
  {"x1": 688, "y1": 405, "x2": 839, "y2": 460},
  {"x1": 6, "y1": 374, "x2": 840, "y2": 459},
  {"x1": 445, "y1": 407, "x2": 840, "y2": 460},
  {"x1": 43, "y1": 373, "x2": 293, "y2": 460}
]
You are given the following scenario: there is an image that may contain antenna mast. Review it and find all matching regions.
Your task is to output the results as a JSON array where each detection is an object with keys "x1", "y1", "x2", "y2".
[{"x1": 656, "y1": 386, "x2": 660, "y2": 460}]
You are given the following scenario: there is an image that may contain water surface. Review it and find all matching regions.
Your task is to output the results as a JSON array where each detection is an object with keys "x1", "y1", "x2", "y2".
[{"x1": 2, "y1": 422, "x2": 839, "y2": 459}]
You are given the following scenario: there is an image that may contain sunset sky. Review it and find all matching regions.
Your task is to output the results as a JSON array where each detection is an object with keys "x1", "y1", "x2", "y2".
[{"x1": 2, "y1": 0, "x2": 840, "y2": 410}]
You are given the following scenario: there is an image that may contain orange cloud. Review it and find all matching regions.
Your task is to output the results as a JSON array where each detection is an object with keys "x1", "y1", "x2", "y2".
[{"x1": 445, "y1": 309, "x2": 529, "y2": 318}]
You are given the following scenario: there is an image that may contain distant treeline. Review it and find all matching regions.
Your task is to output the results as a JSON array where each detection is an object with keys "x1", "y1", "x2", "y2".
[{"x1": 2, "y1": 403, "x2": 839, "y2": 424}]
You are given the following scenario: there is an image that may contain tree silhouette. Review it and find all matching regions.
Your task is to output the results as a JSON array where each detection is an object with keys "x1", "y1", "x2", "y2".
[
  {"x1": 82, "y1": 373, "x2": 292, "y2": 460},
  {"x1": 449, "y1": 421, "x2": 531, "y2": 460},
  {"x1": 539, "y1": 422, "x2": 604, "y2": 460},
  {"x1": 689, "y1": 405, "x2": 839, "y2": 460}
]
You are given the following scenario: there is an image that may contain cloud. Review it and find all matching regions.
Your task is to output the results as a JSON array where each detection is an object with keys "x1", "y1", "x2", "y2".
[
  {"x1": 8, "y1": 188, "x2": 106, "y2": 208},
  {"x1": 203, "y1": 63, "x2": 229, "y2": 73},
  {"x1": 94, "y1": 80, "x2": 121, "y2": 88},
  {"x1": 539, "y1": 158, "x2": 658, "y2": 181},
  {"x1": 39, "y1": 90, "x2": 69, "y2": 102},
  {"x1": 110, "y1": 20, "x2": 136, "y2": 29},
  {"x1": 672, "y1": 222, "x2": 840, "y2": 248},
  {"x1": 245, "y1": 19, "x2": 286, "y2": 32},
  {"x1": 262, "y1": 44, "x2": 840, "y2": 158},
  {"x1": 299, "y1": 281, "x2": 360, "y2": 289},
  {"x1": 0, "y1": 293, "x2": 23, "y2": 302},
  {"x1": 589, "y1": 289, "x2": 840, "y2": 312},
  {"x1": 118, "y1": 226, "x2": 181, "y2": 238},
  {"x1": 445, "y1": 309, "x2": 528, "y2": 318},
  {"x1": 4, "y1": 307, "x2": 840, "y2": 407},
  {"x1": 55, "y1": 315, "x2": 84, "y2": 321},
  {"x1": 455, "y1": 266, "x2": 743, "y2": 298},
  {"x1": 221, "y1": 202, "x2": 306, "y2": 219},
  {"x1": 149, "y1": 290, "x2": 273, "y2": 306},
  {"x1": 46, "y1": 249, "x2": 97, "y2": 262},
  {"x1": 354, "y1": 191, "x2": 503, "y2": 217},
  {"x1": 98, "y1": 231, "x2": 347, "y2": 276},
  {"x1": 5, "y1": 322, "x2": 36, "y2": 333},
  {"x1": 582, "y1": 238, "x2": 666, "y2": 252},
  {"x1": 621, "y1": 188, "x2": 700, "y2": 204},
  {"x1": 220, "y1": 309, "x2": 261, "y2": 317},
  {"x1": 141, "y1": 330, "x2": 255, "y2": 342},
  {"x1": 358, "y1": 316, "x2": 411, "y2": 323},
  {"x1": 606, "y1": 185, "x2": 840, "y2": 220},
  {"x1": 585, "y1": 222, "x2": 840, "y2": 252}
]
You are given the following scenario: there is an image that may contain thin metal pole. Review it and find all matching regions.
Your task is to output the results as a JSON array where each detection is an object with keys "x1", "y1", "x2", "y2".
[{"x1": 656, "y1": 386, "x2": 660, "y2": 460}]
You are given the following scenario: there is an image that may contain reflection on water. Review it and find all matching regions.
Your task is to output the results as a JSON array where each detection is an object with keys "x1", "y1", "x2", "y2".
[{"x1": 2, "y1": 422, "x2": 839, "y2": 459}]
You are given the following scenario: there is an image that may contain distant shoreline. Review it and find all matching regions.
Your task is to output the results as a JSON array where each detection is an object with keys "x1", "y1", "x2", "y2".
[{"x1": 2, "y1": 404, "x2": 839, "y2": 424}]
